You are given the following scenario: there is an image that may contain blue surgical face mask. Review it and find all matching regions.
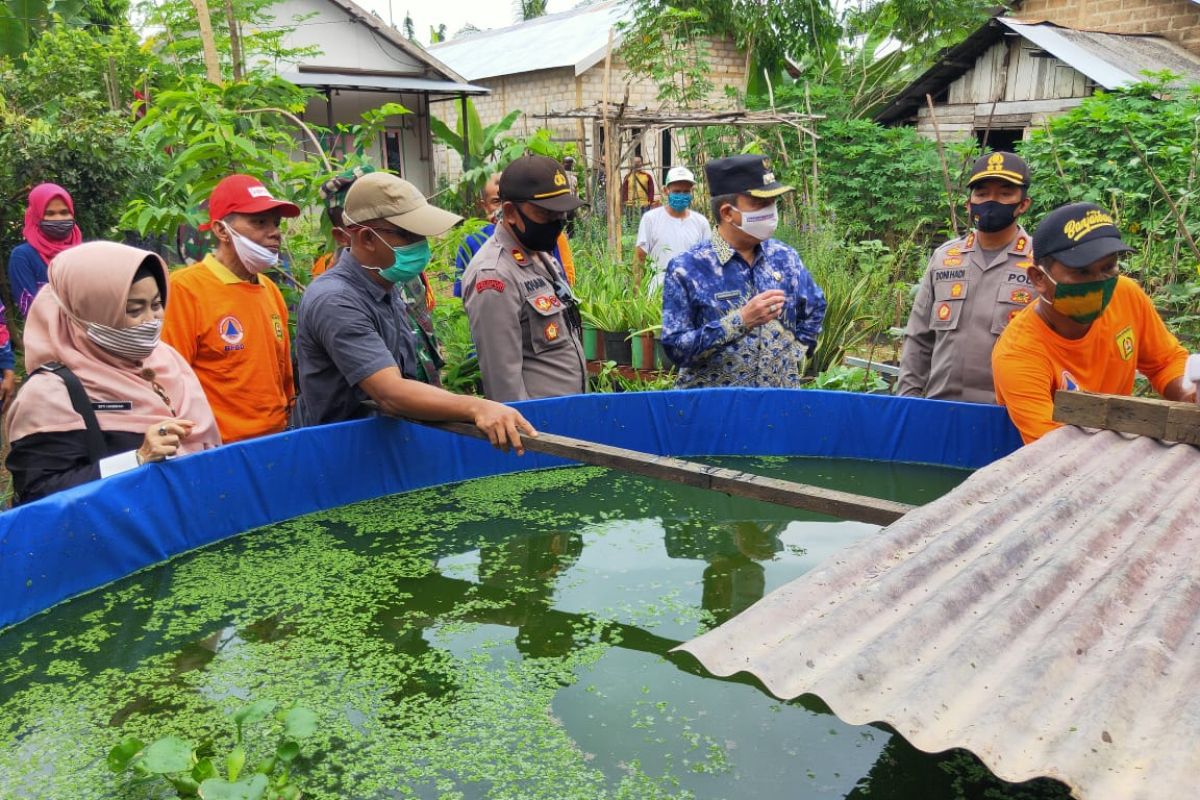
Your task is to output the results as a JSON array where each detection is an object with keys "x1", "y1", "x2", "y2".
[
  {"x1": 371, "y1": 230, "x2": 430, "y2": 284},
  {"x1": 667, "y1": 192, "x2": 692, "y2": 211}
]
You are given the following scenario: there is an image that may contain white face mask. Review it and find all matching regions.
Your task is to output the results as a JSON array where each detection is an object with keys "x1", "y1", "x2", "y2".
[
  {"x1": 221, "y1": 221, "x2": 279, "y2": 274},
  {"x1": 732, "y1": 204, "x2": 779, "y2": 241}
]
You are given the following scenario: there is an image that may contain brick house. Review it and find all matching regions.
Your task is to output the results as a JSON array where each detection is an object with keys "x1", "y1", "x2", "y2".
[
  {"x1": 876, "y1": 0, "x2": 1200, "y2": 146},
  {"x1": 426, "y1": 1, "x2": 748, "y2": 188}
]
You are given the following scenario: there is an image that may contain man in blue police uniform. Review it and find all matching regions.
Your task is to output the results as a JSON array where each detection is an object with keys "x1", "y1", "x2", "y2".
[
  {"x1": 897, "y1": 151, "x2": 1036, "y2": 403},
  {"x1": 661, "y1": 154, "x2": 826, "y2": 388}
]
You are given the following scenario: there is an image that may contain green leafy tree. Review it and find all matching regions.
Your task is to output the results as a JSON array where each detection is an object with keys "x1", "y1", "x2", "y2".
[
  {"x1": 0, "y1": 0, "x2": 88, "y2": 58},
  {"x1": 619, "y1": 6, "x2": 713, "y2": 107},
  {"x1": 514, "y1": 0, "x2": 547, "y2": 22}
]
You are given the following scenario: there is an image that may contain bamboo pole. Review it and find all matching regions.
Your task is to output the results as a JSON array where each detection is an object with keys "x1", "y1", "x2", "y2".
[
  {"x1": 190, "y1": 0, "x2": 223, "y2": 85},
  {"x1": 602, "y1": 29, "x2": 621, "y2": 258},
  {"x1": 925, "y1": 94, "x2": 959, "y2": 237}
]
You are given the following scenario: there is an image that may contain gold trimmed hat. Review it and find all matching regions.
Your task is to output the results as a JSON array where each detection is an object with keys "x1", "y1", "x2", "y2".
[
  {"x1": 967, "y1": 151, "x2": 1030, "y2": 188},
  {"x1": 499, "y1": 155, "x2": 585, "y2": 212}
]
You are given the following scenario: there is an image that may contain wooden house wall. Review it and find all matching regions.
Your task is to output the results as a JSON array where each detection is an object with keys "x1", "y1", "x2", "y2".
[{"x1": 916, "y1": 39, "x2": 1095, "y2": 141}]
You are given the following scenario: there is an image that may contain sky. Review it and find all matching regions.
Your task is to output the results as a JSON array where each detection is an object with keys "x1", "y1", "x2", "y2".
[{"x1": 357, "y1": 0, "x2": 579, "y2": 47}]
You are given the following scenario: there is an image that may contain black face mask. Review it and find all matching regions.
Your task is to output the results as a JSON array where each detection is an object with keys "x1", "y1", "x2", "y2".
[
  {"x1": 512, "y1": 205, "x2": 565, "y2": 252},
  {"x1": 970, "y1": 200, "x2": 1021, "y2": 233},
  {"x1": 39, "y1": 219, "x2": 76, "y2": 240}
]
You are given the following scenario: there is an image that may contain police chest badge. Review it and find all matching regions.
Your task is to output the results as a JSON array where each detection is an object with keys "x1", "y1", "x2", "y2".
[
  {"x1": 511, "y1": 249, "x2": 527, "y2": 265},
  {"x1": 943, "y1": 257, "x2": 963, "y2": 267},
  {"x1": 950, "y1": 283, "x2": 964, "y2": 298},
  {"x1": 545, "y1": 322, "x2": 560, "y2": 341},
  {"x1": 1010, "y1": 289, "x2": 1031, "y2": 305},
  {"x1": 534, "y1": 295, "x2": 554, "y2": 312},
  {"x1": 937, "y1": 303, "x2": 952, "y2": 321},
  {"x1": 1116, "y1": 325, "x2": 1135, "y2": 361}
]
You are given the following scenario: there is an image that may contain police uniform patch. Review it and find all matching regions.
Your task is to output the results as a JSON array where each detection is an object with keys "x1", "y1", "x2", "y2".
[
  {"x1": 534, "y1": 295, "x2": 554, "y2": 312},
  {"x1": 951, "y1": 283, "x2": 964, "y2": 298},
  {"x1": 1116, "y1": 325, "x2": 1135, "y2": 361},
  {"x1": 1015, "y1": 237, "x2": 1027, "y2": 252},
  {"x1": 1010, "y1": 289, "x2": 1032, "y2": 304},
  {"x1": 965, "y1": 233, "x2": 976, "y2": 248},
  {"x1": 937, "y1": 303, "x2": 952, "y2": 321},
  {"x1": 511, "y1": 249, "x2": 527, "y2": 264},
  {"x1": 943, "y1": 256, "x2": 963, "y2": 267},
  {"x1": 475, "y1": 279, "x2": 506, "y2": 293},
  {"x1": 545, "y1": 321, "x2": 560, "y2": 341}
]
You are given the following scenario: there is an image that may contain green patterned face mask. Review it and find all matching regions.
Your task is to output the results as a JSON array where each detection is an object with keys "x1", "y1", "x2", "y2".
[{"x1": 1039, "y1": 270, "x2": 1118, "y2": 324}]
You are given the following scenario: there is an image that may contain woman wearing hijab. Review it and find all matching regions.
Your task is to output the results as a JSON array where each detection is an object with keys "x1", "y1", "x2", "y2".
[
  {"x1": 7, "y1": 182, "x2": 83, "y2": 318},
  {"x1": 5, "y1": 241, "x2": 221, "y2": 505}
]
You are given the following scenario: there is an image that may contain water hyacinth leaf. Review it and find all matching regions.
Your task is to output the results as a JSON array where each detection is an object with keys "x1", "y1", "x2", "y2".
[
  {"x1": 226, "y1": 746, "x2": 246, "y2": 782},
  {"x1": 197, "y1": 773, "x2": 268, "y2": 800},
  {"x1": 278, "y1": 785, "x2": 300, "y2": 800},
  {"x1": 192, "y1": 757, "x2": 219, "y2": 783},
  {"x1": 281, "y1": 707, "x2": 318, "y2": 740},
  {"x1": 140, "y1": 736, "x2": 194, "y2": 773},
  {"x1": 233, "y1": 699, "x2": 277, "y2": 731},
  {"x1": 276, "y1": 740, "x2": 301, "y2": 763},
  {"x1": 107, "y1": 737, "x2": 145, "y2": 772},
  {"x1": 168, "y1": 774, "x2": 201, "y2": 795},
  {"x1": 253, "y1": 756, "x2": 276, "y2": 775}
]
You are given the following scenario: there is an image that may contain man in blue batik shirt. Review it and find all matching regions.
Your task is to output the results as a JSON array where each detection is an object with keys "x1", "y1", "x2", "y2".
[{"x1": 661, "y1": 154, "x2": 826, "y2": 388}]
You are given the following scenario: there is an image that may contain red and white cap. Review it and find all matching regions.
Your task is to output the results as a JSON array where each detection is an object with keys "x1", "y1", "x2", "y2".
[{"x1": 199, "y1": 174, "x2": 301, "y2": 230}]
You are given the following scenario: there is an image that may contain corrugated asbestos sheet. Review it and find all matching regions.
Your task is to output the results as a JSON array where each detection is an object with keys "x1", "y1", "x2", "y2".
[{"x1": 677, "y1": 426, "x2": 1200, "y2": 800}]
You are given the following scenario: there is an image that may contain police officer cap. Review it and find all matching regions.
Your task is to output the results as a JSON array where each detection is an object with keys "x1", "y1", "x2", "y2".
[
  {"x1": 1033, "y1": 202, "x2": 1135, "y2": 269},
  {"x1": 967, "y1": 151, "x2": 1030, "y2": 188},
  {"x1": 499, "y1": 155, "x2": 585, "y2": 212},
  {"x1": 705, "y1": 154, "x2": 793, "y2": 198}
]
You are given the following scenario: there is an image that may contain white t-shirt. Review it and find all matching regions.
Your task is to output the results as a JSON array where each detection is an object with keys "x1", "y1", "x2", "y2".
[{"x1": 636, "y1": 206, "x2": 712, "y2": 288}]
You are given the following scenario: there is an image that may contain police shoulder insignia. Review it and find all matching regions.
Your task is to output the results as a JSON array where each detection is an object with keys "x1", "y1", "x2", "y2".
[
  {"x1": 937, "y1": 303, "x2": 952, "y2": 321},
  {"x1": 534, "y1": 295, "x2": 554, "y2": 312},
  {"x1": 545, "y1": 321, "x2": 560, "y2": 340},
  {"x1": 511, "y1": 249, "x2": 527, "y2": 264},
  {"x1": 1015, "y1": 237, "x2": 1027, "y2": 252},
  {"x1": 964, "y1": 233, "x2": 976, "y2": 248},
  {"x1": 475, "y1": 279, "x2": 506, "y2": 293},
  {"x1": 1116, "y1": 325, "x2": 1135, "y2": 361}
]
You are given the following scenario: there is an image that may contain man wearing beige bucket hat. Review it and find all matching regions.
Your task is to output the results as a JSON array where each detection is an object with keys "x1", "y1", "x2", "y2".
[{"x1": 295, "y1": 172, "x2": 536, "y2": 453}]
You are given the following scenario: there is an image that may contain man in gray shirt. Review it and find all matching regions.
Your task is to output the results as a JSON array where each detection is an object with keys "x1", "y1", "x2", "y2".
[
  {"x1": 897, "y1": 151, "x2": 1036, "y2": 403},
  {"x1": 296, "y1": 172, "x2": 535, "y2": 453}
]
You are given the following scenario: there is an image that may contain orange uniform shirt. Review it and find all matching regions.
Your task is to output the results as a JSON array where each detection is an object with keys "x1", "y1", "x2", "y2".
[
  {"x1": 992, "y1": 276, "x2": 1187, "y2": 444},
  {"x1": 162, "y1": 254, "x2": 295, "y2": 443}
]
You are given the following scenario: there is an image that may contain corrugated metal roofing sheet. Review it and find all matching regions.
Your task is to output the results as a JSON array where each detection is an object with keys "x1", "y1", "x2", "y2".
[
  {"x1": 1001, "y1": 18, "x2": 1200, "y2": 89},
  {"x1": 281, "y1": 71, "x2": 489, "y2": 95},
  {"x1": 677, "y1": 425, "x2": 1200, "y2": 800},
  {"x1": 427, "y1": 1, "x2": 630, "y2": 81}
]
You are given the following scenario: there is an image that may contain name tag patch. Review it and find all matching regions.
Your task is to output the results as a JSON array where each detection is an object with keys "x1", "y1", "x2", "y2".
[
  {"x1": 934, "y1": 269, "x2": 966, "y2": 281},
  {"x1": 93, "y1": 401, "x2": 133, "y2": 411},
  {"x1": 714, "y1": 290, "x2": 740, "y2": 300}
]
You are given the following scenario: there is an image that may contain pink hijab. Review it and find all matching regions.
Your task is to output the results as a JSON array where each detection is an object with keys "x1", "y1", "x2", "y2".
[
  {"x1": 6, "y1": 242, "x2": 221, "y2": 453},
  {"x1": 23, "y1": 183, "x2": 83, "y2": 264}
]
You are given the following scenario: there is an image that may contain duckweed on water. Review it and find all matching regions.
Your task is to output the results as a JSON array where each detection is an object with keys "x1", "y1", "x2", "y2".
[{"x1": 0, "y1": 460, "x2": 1072, "y2": 800}]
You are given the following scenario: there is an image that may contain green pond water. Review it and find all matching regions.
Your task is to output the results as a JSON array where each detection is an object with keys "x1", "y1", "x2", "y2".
[{"x1": 0, "y1": 458, "x2": 1071, "y2": 800}]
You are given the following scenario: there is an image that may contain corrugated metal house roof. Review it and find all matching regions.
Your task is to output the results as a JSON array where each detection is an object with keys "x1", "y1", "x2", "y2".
[
  {"x1": 678, "y1": 425, "x2": 1200, "y2": 800},
  {"x1": 427, "y1": 1, "x2": 631, "y2": 82},
  {"x1": 876, "y1": 17, "x2": 1200, "y2": 125}
]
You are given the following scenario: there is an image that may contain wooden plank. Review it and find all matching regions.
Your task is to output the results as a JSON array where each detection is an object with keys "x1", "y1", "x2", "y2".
[
  {"x1": 417, "y1": 420, "x2": 915, "y2": 526},
  {"x1": 1053, "y1": 391, "x2": 1200, "y2": 444}
]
